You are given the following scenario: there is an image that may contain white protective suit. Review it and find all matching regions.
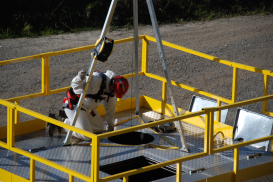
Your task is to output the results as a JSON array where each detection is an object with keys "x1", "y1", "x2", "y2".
[{"x1": 63, "y1": 70, "x2": 117, "y2": 141}]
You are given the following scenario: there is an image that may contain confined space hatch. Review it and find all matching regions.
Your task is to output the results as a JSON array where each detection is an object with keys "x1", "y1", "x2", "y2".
[
  {"x1": 108, "y1": 131, "x2": 154, "y2": 145},
  {"x1": 100, "y1": 156, "x2": 178, "y2": 182},
  {"x1": 233, "y1": 108, "x2": 273, "y2": 151},
  {"x1": 189, "y1": 95, "x2": 228, "y2": 123}
]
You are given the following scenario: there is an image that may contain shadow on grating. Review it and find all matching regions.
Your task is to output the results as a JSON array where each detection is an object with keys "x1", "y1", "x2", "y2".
[
  {"x1": 108, "y1": 131, "x2": 154, "y2": 145},
  {"x1": 100, "y1": 156, "x2": 179, "y2": 182}
]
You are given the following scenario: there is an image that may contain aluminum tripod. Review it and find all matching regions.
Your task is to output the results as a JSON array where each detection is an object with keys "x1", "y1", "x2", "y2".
[
  {"x1": 146, "y1": 0, "x2": 189, "y2": 152},
  {"x1": 62, "y1": 0, "x2": 189, "y2": 152},
  {"x1": 62, "y1": 0, "x2": 118, "y2": 146}
]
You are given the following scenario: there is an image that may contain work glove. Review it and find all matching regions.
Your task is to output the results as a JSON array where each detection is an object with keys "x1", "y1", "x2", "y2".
[{"x1": 78, "y1": 70, "x2": 86, "y2": 81}]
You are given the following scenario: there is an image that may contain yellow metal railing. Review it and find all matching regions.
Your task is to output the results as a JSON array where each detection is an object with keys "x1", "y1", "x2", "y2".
[
  {"x1": 95, "y1": 94, "x2": 273, "y2": 182},
  {"x1": 0, "y1": 99, "x2": 95, "y2": 182},
  {"x1": 1, "y1": 35, "x2": 273, "y2": 182},
  {"x1": 143, "y1": 35, "x2": 273, "y2": 121}
]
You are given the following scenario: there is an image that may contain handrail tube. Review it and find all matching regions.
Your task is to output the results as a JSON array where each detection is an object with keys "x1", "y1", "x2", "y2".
[
  {"x1": 144, "y1": 35, "x2": 273, "y2": 76},
  {"x1": 97, "y1": 110, "x2": 206, "y2": 139},
  {"x1": 0, "y1": 36, "x2": 145, "y2": 66},
  {"x1": 203, "y1": 94, "x2": 273, "y2": 111},
  {"x1": 114, "y1": 35, "x2": 144, "y2": 44},
  {"x1": 145, "y1": 72, "x2": 232, "y2": 104},
  {"x1": 99, "y1": 152, "x2": 207, "y2": 182},
  {"x1": 48, "y1": 86, "x2": 71, "y2": 95},
  {"x1": 6, "y1": 93, "x2": 45, "y2": 102},
  {"x1": 5, "y1": 72, "x2": 144, "y2": 102},
  {"x1": 0, "y1": 45, "x2": 96, "y2": 65},
  {"x1": 0, "y1": 99, "x2": 96, "y2": 139},
  {"x1": 0, "y1": 141, "x2": 7, "y2": 148},
  {"x1": 214, "y1": 135, "x2": 273, "y2": 153},
  {"x1": 1, "y1": 34, "x2": 273, "y2": 78},
  {"x1": 145, "y1": 35, "x2": 219, "y2": 62},
  {"x1": 11, "y1": 147, "x2": 90, "y2": 181}
]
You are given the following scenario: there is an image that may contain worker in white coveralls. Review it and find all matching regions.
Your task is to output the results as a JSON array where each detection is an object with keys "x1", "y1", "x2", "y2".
[{"x1": 47, "y1": 70, "x2": 129, "y2": 141}]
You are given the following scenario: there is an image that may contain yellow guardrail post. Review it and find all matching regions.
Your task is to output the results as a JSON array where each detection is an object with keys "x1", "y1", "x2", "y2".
[
  {"x1": 14, "y1": 100, "x2": 20, "y2": 124},
  {"x1": 204, "y1": 112, "x2": 210, "y2": 154},
  {"x1": 162, "y1": 81, "x2": 167, "y2": 115},
  {"x1": 91, "y1": 136, "x2": 100, "y2": 182},
  {"x1": 69, "y1": 174, "x2": 74, "y2": 182},
  {"x1": 7, "y1": 107, "x2": 15, "y2": 149},
  {"x1": 262, "y1": 73, "x2": 273, "y2": 152},
  {"x1": 233, "y1": 147, "x2": 239, "y2": 182},
  {"x1": 142, "y1": 36, "x2": 149, "y2": 73},
  {"x1": 176, "y1": 162, "x2": 182, "y2": 182},
  {"x1": 232, "y1": 67, "x2": 238, "y2": 103},
  {"x1": 123, "y1": 176, "x2": 129, "y2": 182},
  {"x1": 262, "y1": 74, "x2": 269, "y2": 113},
  {"x1": 30, "y1": 158, "x2": 35, "y2": 182},
  {"x1": 42, "y1": 56, "x2": 50, "y2": 95},
  {"x1": 216, "y1": 100, "x2": 221, "y2": 122},
  {"x1": 209, "y1": 111, "x2": 214, "y2": 154}
]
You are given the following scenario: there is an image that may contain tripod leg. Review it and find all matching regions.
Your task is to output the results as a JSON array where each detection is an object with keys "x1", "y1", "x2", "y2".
[
  {"x1": 62, "y1": 0, "x2": 118, "y2": 146},
  {"x1": 146, "y1": 0, "x2": 189, "y2": 152},
  {"x1": 133, "y1": 0, "x2": 140, "y2": 116}
]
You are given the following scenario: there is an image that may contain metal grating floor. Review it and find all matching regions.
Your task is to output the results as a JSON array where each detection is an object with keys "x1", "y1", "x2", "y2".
[{"x1": 0, "y1": 107, "x2": 273, "y2": 182}]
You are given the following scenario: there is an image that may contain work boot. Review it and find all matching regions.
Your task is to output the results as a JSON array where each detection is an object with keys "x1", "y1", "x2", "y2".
[
  {"x1": 47, "y1": 112, "x2": 66, "y2": 137},
  {"x1": 47, "y1": 113, "x2": 58, "y2": 137},
  {"x1": 57, "y1": 110, "x2": 67, "y2": 133}
]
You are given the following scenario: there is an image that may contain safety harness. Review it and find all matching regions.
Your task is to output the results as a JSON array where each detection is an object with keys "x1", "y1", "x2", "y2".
[
  {"x1": 86, "y1": 71, "x2": 114, "y2": 102},
  {"x1": 62, "y1": 71, "x2": 114, "y2": 111},
  {"x1": 62, "y1": 87, "x2": 80, "y2": 110},
  {"x1": 62, "y1": 90, "x2": 96, "y2": 117}
]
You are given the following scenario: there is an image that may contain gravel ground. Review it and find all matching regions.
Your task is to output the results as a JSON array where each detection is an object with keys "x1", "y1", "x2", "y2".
[{"x1": 0, "y1": 14, "x2": 273, "y2": 127}]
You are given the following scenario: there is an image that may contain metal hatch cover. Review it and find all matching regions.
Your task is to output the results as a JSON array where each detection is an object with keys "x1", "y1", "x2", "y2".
[
  {"x1": 189, "y1": 95, "x2": 229, "y2": 124},
  {"x1": 233, "y1": 108, "x2": 273, "y2": 151}
]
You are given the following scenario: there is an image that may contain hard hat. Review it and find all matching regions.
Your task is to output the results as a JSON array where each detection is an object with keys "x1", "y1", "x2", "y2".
[{"x1": 113, "y1": 76, "x2": 129, "y2": 98}]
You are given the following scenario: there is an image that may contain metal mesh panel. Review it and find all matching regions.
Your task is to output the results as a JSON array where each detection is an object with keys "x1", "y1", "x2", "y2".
[{"x1": 0, "y1": 108, "x2": 273, "y2": 182}]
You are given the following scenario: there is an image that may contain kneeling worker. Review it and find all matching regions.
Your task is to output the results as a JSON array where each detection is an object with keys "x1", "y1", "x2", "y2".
[{"x1": 48, "y1": 70, "x2": 129, "y2": 141}]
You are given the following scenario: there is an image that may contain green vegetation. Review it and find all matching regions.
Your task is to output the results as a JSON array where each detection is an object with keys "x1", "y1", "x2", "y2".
[{"x1": 0, "y1": 0, "x2": 272, "y2": 39}]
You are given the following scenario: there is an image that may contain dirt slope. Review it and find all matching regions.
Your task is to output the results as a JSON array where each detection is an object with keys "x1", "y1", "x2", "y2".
[{"x1": 0, "y1": 15, "x2": 273, "y2": 126}]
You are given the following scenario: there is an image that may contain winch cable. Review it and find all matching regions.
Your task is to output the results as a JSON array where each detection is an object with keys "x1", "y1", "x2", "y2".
[
  {"x1": 136, "y1": 116, "x2": 178, "y2": 149},
  {"x1": 96, "y1": 115, "x2": 179, "y2": 150},
  {"x1": 131, "y1": 41, "x2": 134, "y2": 128},
  {"x1": 73, "y1": 142, "x2": 179, "y2": 151},
  {"x1": 114, "y1": 116, "x2": 138, "y2": 126},
  {"x1": 72, "y1": 115, "x2": 180, "y2": 151}
]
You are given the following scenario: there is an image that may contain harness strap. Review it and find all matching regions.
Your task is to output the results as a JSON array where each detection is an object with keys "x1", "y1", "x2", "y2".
[
  {"x1": 86, "y1": 71, "x2": 108, "y2": 102},
  {"x1": 63, "y1": 71, "x2": 114, "y2": 111}
]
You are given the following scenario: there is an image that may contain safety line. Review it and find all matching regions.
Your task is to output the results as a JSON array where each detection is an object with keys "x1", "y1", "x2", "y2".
[
  {"x1": 71, "y1": 115, "x2": 180, "y2": 151},
  {"x1": 72, "y1": 139, "x2": 82, "y2": 145},
  {"x1": 136, "y1": 115, "x2": 179, "y2": 148},
  {"x1": 74, "y1": 142, "x2": 179, "y2": 151},
  {"x1": 113, "y1": 115, "x2": 138, "y2": 126}
]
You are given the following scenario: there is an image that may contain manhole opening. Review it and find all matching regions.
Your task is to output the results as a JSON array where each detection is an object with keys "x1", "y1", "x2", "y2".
[
  {"x1": 100, "y1": 156, "x2": 177, "y2": 182},
  {"x1": 108, "y1": 131, "x2": 154, "y2": 145}
]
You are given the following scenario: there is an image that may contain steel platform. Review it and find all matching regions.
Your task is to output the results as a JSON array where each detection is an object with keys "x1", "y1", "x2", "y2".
[{"x1": 1, "y1": 107, "x2": 273, "y2": 182}]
